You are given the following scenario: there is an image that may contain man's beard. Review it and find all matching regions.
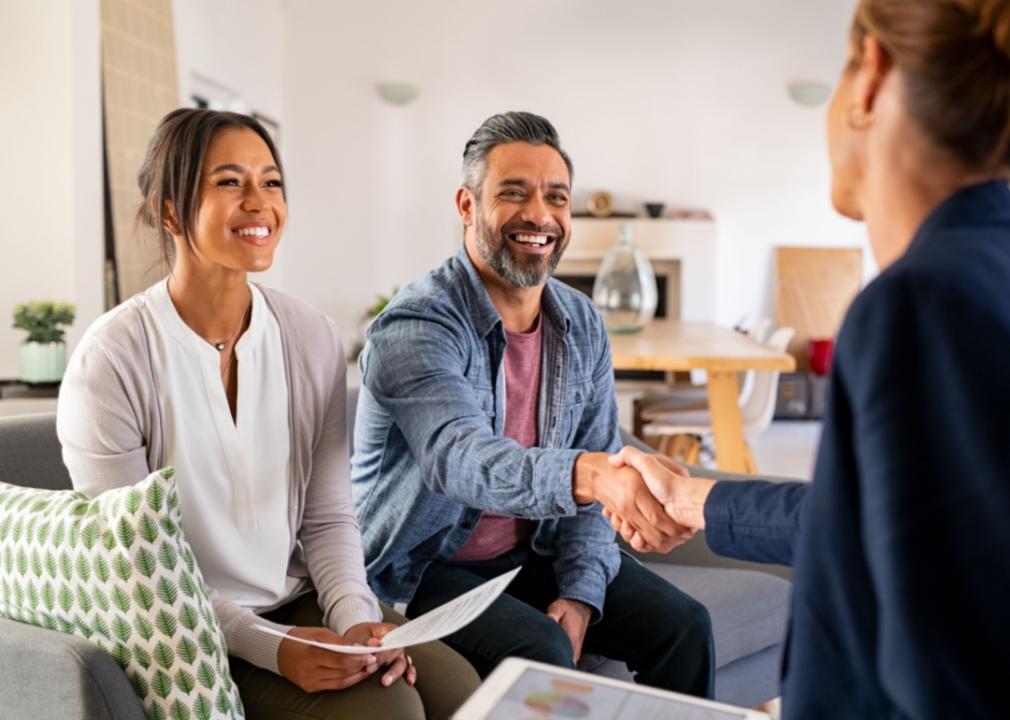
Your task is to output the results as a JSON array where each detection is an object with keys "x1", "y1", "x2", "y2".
[{"x1": 474, "y1": 210, "x2": 566, "y2": 288}]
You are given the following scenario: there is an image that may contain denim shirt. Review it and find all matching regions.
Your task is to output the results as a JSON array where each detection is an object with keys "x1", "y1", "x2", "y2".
[{"x1": 352, "y1": 247, "x2": 622, "y2": 619}]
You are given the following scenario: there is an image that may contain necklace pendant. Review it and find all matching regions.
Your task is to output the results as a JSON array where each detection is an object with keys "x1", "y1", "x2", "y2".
[{"x1": 215, "y1": 342, "x2": 227, "y2": 351}]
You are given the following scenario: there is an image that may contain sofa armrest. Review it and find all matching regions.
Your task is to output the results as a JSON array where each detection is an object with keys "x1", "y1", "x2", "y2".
[
  {"x1": 617, "y1": 429, "x2": 795, "y2": 579},
  {"x1": 0, "y1": 617, "x2": 146, "y2": 720}
]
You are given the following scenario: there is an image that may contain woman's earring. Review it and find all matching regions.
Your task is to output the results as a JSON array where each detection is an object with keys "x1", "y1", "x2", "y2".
[{"x1": 843, "y1": 105, "x2": 875, "y2": 130}]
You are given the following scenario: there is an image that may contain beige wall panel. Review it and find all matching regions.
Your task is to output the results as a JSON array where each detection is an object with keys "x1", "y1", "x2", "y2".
[
  {"x1": 775, "y1": 247, "x2": 863, "y2": 369},
  {"x1": 102, "y1": 0, "x2": 179, "y2": 301}
]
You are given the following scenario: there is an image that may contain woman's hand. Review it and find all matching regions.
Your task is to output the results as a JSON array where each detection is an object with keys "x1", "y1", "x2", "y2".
[
  {"x1": 277, "y1": 626, "x2": 379, "y2": 693},
  {"x1": 602, "y1": 447, "x2": 713, "y2": 553},
  {"x1": 344, "y1": 622, "x2": 417, "y2": 687}
]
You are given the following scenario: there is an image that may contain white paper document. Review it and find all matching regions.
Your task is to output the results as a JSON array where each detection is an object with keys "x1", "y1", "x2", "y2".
[{"x1": 255, "y1": 566, "x2": 521, "y2": 655}]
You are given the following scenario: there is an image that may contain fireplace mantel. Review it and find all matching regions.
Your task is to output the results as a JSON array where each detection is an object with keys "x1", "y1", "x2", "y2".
[{"x1": 563, "y1": 218, "x2": 717, "y2": 322}]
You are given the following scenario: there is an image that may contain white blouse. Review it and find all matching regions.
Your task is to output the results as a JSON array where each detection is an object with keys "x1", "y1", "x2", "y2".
[{"x1": 143, "y1": 279, "x2": 298, "y2": 611}]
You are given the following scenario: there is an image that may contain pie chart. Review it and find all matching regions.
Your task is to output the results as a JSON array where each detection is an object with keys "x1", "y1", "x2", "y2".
[{"x1": 523, "y1": 691, "x2": 591, "y2": 718}]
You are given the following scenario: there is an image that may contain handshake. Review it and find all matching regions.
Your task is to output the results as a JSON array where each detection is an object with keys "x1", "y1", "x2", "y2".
[{"x1": 573, "y1": 446, "x2": 717, "y2": 554}]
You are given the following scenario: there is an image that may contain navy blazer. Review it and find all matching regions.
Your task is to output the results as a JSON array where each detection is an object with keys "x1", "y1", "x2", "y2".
[{"x1": 704, "y1": 181, "x2": 1010, "y2": 719}]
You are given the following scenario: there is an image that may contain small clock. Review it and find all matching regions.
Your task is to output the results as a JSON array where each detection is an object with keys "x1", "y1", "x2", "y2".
[{"x1": 587, "y1": 191, "x2": 615, "y2": 218}]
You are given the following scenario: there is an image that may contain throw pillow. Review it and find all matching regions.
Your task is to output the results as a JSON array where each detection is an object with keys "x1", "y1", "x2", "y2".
[{"x1": 0, "y1": 468, "x2": 244, "y2": 720}]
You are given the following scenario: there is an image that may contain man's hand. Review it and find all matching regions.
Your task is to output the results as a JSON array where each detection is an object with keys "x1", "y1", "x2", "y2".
[
  {"x1": 344, "y1": 621, "x2": 417, "y2": 687},
  {"x1": 572, "y1": 452, "x2": 688, "y2": 550},
  {"x1": 602, "y1": 446, "x2": 715, "y2": 553},
  {"x1": 546, "y1": 598, "x2": 592, "y2": 664},
  {"x1": 277, "y1": 626, "x2": 379, "y2": 693}
]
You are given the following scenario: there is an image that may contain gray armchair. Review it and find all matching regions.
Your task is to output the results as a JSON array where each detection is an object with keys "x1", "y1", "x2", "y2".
[
  {"x1": 0, "y1": 407, "x2": 792, "y2": 718},
  {"x1": 0, "y1": 413, "x2": 146, "y2": 720}
]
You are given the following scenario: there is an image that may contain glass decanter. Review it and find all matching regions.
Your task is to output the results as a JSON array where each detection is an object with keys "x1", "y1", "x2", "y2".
[{"x1": 592, "y1": 223, "x2": 658, "y2": 333}]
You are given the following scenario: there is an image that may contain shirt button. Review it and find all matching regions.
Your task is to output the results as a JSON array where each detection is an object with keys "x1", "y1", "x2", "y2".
[{"x1": 555, "y1": 504, "x2": 566, "y2": 514}]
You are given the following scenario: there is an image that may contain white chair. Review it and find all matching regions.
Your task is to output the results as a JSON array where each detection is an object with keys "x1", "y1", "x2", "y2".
[{"x1": 641, "y1": 326, "x2": 796, "y2": 472}]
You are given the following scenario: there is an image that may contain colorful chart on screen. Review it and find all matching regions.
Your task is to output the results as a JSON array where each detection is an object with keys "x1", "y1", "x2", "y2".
[{"x1": 487, "y1": 668, "x2": 748, "y2": 720}]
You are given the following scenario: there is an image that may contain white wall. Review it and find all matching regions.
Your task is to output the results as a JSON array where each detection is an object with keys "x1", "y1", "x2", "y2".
[
  {"x1": 0, "y1": 0, "x2": 872, "y2": 382},
  {"x1": 279, "y1": 0, "x2": 870, "y2": 341},
  {"x1": 0, "y1": 0, "x2": 103, "y2": 379}
]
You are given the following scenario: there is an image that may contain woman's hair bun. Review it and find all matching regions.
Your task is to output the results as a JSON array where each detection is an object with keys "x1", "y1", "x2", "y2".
[{"x1": 980, "y1": 0, "x2": 1010, "y2": 62}]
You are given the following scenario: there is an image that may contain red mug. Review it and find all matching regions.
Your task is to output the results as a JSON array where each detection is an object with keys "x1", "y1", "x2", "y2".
[{"x1": 808, "y1": 338, "x2": 834, "y2": 376}]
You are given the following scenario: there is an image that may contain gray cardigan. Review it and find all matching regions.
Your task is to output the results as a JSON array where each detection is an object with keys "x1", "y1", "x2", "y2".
[{"x1": 56, "y1": 284, "x2": 382, "y2": 673}]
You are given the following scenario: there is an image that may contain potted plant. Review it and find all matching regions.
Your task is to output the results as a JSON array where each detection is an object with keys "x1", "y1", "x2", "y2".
[
  {"x1": 349, "y1": 288, "x2": 398, "y2": 361},
  {"x1": 12, "y1": 301, "x2": 76, "y2": 383}
]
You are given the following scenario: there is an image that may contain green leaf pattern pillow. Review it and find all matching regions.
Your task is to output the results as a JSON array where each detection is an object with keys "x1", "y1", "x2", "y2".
[{"x1": 0, "y1": 468, "x2": 244, "y2": 720}]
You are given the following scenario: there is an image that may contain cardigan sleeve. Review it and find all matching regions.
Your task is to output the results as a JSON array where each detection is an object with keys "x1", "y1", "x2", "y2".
[
  {"x1": 298, "y1": 321, "x2": 383, "y2": 635},
  {"x1": 57, "y1": 320, "x2": 295, "y2": 674}
]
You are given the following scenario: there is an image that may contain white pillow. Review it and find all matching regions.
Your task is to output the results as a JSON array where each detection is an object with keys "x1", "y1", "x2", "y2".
[{"x1": 0, "y1": 468, "x2": 245, "y2": 720}]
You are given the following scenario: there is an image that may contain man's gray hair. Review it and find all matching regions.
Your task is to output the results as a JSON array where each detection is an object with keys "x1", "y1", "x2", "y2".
[{"x1": 462, "y1": 111, "x2": 574, "y2": 196}]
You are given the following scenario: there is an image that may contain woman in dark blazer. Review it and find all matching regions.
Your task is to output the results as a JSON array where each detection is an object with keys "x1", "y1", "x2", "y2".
[{"x1": 606, "y1": 1, "x2": 1010, "y2": 718}]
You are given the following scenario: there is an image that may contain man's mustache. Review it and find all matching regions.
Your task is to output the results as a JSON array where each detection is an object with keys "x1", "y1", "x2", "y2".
[{"x1": 499, "y1": 220, "x2": 565, "y2": 239}]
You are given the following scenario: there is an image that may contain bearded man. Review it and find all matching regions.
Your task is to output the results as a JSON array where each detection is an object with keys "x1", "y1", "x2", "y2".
[{"x1": 351, "y1": 111, "x2": 713, "y2": 696}]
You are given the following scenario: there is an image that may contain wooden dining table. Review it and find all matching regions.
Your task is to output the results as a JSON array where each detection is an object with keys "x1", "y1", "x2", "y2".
[{"x1": 609, "y1": 319, "x2": 796, "y2": 473}]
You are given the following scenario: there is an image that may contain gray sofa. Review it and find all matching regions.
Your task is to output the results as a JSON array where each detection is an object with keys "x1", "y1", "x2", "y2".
[{"x1": 0, "y1": 409, "x2": 792, "y2": 718}]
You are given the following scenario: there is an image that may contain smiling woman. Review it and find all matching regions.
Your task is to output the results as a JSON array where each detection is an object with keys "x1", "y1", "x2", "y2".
[{"x1": 56, "y1": 109, "x2": 479, "y2": 720}]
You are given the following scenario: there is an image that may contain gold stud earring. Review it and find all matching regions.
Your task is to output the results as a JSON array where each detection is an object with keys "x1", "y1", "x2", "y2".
[{"x1": 843, "y1": 105, "x2": 875, "y2": 130}]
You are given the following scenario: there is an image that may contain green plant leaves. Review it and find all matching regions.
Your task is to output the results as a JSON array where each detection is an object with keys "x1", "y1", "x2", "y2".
[{"x1": 11, "y1": 300, "x2": 76, "y2": 343}]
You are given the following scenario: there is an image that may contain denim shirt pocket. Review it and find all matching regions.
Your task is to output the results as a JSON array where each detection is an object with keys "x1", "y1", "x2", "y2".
[{"x1": 562, "y1": 378, "x2": 593, "y2": 447}]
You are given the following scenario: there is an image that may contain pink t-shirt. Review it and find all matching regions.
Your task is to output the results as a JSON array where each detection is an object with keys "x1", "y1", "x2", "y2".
[{"x1": 453, "y1": 316, "x2": 542, "y2": 562}]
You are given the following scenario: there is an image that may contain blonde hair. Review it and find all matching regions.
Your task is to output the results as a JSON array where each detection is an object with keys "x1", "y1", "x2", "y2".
[{"x1": 851, "y1": 0, "x2": 1010, "y2": 172}]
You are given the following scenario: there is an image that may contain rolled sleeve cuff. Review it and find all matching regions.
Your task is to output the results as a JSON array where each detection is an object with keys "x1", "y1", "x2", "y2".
[
  {"x1": 225, "y1": 615, "x2": 292, "y2": 674},
  {"x1": 557, "y1": 571, "x2": 608, "y2": 624},
  {"x1": 326, "y1": 595, "x2": 384, "y2": 636},
  {"x1": 534, "y1": 449, "x2": 582, "y2": 518}
]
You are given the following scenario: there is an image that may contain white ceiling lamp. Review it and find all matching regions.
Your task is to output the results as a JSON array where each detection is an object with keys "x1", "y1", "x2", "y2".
[
  {"x1": 787, "y1": 80, "x2": 832, "y2": 108},
  {"x1": 377, "y1": 81, "x2": 420, "y2": 106}
]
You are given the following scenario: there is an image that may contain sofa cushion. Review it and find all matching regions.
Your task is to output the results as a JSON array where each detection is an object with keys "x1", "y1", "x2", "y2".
[
  {"x1": 0, "y1": 413, "x2": 72, "y2": 491},
  {"x1": 0, "y1": 468, "x2": 244, "y2": 720},
  {"x1": 644, "y1": 563, "x2": 789, "y2": 668}
]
